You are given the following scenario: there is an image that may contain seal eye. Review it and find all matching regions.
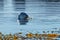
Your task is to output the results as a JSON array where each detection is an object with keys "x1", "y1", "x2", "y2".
[{"x1": 18, "y1": 12, "x2": 29, "y2": 25}]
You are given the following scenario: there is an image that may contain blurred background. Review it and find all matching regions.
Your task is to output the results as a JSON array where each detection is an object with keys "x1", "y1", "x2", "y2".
[{"x1": 0, "y1": 0, "x2": 60, "y2": 35}]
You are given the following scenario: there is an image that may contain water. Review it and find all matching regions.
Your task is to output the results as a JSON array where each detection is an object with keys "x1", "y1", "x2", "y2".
[{"x1": 0, "y1": 0, "x2": 60, "y2": 36}]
